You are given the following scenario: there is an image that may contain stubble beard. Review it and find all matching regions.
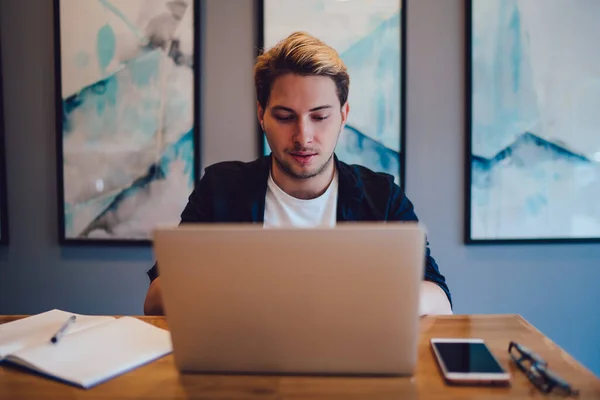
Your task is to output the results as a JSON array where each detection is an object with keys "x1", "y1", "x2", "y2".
[
  {"x1": 273, "y1": 151, "x2": 334, "y2": 180},
  {"x1": 266, "y1": 118, "x2": 343, "y2": 181}
]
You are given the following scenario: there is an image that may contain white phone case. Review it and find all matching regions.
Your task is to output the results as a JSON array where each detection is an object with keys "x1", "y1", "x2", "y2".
[{"x1": 430, "y1": 338, "x2": 511, "y2": 385}]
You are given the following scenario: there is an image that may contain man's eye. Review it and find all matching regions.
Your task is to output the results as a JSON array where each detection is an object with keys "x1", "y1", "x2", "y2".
[
  {"x1": 275, "y1": 115, "x2": 294, "y2": 121},
  {"x1": 313, "y1": 115, "x2": 329, "y2": 121}
]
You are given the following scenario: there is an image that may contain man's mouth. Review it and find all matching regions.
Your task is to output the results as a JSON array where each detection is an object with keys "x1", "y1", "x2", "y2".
[{"x1": 289, "y1": 152, "x2": 317, "y2": 164}]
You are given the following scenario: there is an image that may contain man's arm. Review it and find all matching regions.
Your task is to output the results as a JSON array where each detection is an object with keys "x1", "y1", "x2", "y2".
[
  {"x1": 144, "y1": 277, "x2": 164, "y2": 315},
  {"x1": 388, "y1": 182, "x2": 453, "y2": 315},
  {"x1": 143, "y1": 174, "x2": 214, "y2": 315},
  {"x1": 420, "y1": 281, "x2": 452, "y2": 315}
]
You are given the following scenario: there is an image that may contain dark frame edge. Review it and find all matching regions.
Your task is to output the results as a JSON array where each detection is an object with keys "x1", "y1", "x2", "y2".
[
  {"x1": 53, "y1": 0, "x2": 67, "y2": 246},
  {"x1": 465, "y1": 237, "x2": 600, "y2": 245},
  {"x1": 255, "y1": 0, "x2": 265, "y2": 157},
  {"x1": 0, "y1": 36, "x2": 8, "y2": 245},
  {"x1": 194, "y1": 0, "x2": 203, "y2": 186},
  {"x1": 464, "y1": 0, "x2": 473, "y2": 244},
  {"x1": 400, "y1": 0, "x2": 407, "y2": 191}
]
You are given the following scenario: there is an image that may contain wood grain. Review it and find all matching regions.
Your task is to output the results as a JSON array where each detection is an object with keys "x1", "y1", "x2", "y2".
[{"x1": 0, "y1": 314, "x2": 598, "y2": 399}]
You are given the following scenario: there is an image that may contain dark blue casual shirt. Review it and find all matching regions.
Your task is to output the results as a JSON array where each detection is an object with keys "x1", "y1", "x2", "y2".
[{"x1": 147, "y1": 154, "x2": 452, "y2": 307}]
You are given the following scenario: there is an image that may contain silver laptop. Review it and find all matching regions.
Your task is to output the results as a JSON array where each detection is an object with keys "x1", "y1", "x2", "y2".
[{"x1": 152, "y1": 222, "x2": 426, "y2": 376}]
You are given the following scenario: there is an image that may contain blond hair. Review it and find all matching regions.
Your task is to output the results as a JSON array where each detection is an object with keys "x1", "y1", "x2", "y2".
[{"x1": 254, "y1": 31, "x2": 350, "y2": 109}]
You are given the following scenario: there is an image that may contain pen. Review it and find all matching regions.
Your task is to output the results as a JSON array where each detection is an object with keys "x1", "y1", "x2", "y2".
[{"x1": 50, "y1": 315, "x2": 76, "y2": 344}]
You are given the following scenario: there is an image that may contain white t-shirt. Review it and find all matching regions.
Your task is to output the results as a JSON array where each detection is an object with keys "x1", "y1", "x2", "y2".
[{"x1": 263, "y1": 172, "x2": 338, "y2": 228}]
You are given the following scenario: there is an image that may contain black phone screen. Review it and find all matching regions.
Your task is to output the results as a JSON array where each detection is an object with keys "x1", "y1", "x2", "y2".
[{"x1": 433, "y1": 342, "x2": 505, "y2": 373}]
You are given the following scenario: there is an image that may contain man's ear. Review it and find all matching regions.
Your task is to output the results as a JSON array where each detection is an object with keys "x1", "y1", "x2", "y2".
[
  {"x1": 340, "y1": 101, "x2": 350, "y2": 129},
  {"x1": 257, "y1": 101, "x2": 265, "y2": 131}
]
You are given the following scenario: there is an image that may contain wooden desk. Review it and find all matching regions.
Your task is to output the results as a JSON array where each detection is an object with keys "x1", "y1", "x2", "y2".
[{"x1": 1, "y1": 314, "x2": 598, "y2": 399}]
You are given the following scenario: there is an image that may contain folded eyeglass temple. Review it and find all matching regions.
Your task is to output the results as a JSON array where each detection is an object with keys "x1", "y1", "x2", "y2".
[
  {"x1": 508, "y1": 341, "x2": 580, "y2": 397},
  {"x1": 509, "y1": 341, "x2": 547, "y2": 365}
]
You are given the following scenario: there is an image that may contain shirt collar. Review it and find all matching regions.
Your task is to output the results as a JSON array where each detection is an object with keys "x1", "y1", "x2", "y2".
[{"x1": 250, "y1": 154, "x2": 364, "y2": 222}]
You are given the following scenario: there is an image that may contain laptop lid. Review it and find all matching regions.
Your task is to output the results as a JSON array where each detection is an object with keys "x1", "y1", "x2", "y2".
[{"x1": 153, "y1": 222, "x2": 425, "y2": 376}]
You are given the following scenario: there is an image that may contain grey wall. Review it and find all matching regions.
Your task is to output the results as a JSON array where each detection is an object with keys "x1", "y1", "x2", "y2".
[{"x1": 0, "y1": 0, "x2": 598, "y2": 376}]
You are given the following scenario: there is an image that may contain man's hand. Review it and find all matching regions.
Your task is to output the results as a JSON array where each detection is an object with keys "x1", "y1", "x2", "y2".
[
  {"x1": 419, "y1": 281, "x2": 453, "y2": 316},
  {"x1": 144, "y1": 277, "x2": 165, "y2": 315}
]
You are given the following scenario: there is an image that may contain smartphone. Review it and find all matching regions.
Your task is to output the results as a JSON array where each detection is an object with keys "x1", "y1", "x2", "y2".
[{"x1": 430, "y1": 338, "x2": 511, "y2": 385}]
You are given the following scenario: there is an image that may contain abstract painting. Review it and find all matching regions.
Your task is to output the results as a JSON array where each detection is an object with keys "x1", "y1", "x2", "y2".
[
  {"x1": 258, "y1": 0, "x2": 405, "y2": 186},
  {"x1": 466, "y1": 0, "x2": 600, "y2": 243},
  {"x1": 54, "y1": 0, "x2": 200, "y2": 244},
  {"x1": 0, "y1": 41, "x2": 7, "y2": 245}
]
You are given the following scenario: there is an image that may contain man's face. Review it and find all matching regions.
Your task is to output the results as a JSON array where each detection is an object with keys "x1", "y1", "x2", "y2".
[{"x1": 258, "y1": 73, "x2": 349, "y2": 180}]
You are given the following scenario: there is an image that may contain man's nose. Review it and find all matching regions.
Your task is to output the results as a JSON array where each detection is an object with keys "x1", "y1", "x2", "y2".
[{"x1": 293, "y1": 118, "x2": 314, "y2": 145}]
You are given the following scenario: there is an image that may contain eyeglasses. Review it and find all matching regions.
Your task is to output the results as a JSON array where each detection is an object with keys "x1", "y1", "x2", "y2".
[{"x1": 508, "y1": 341, "x2": 580, "y2": 397}]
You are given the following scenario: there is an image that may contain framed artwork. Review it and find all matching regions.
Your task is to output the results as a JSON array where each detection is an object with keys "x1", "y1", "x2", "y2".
[
  {"x1": 257, "y1": 0, "x2": 406, "y2": 187},
  {"x1": 0, "y1": 40, "x2": 8, "y2": 245},
  {"x1": 465, "y1": 0, "x2": 600, "y2": 243},
  {"x1": 54, "y1": 0, "x2": 200, "y2": 245}
]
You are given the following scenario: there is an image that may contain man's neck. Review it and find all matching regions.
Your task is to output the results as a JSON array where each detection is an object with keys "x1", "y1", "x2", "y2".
[{"x1": 271, "y1": 159, "x2": 336, "y2": 200}]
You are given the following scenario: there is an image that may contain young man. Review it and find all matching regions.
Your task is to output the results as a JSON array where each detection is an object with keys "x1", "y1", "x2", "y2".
[{"x1": 144, "y1": 32, "x2": 452, "y2": 316}]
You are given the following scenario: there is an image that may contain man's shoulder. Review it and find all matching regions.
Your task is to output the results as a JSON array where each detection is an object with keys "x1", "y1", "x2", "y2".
[
  {"x1": 336, "y1": 158, "x2": 405, "y2": 221},
  {"x1": 337, "y1": 159, "x2": 398, "y2": 191}
]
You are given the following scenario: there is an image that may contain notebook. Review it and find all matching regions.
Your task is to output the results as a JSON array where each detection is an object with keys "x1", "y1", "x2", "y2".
[{"x1": 0, "y1": 309, "x2": 173, "y2": 389}]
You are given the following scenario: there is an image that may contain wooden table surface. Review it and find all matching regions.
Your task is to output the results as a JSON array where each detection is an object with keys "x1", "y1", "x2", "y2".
[{"x1": 1, "y1": 314, "x2": 598, "y2": 399}]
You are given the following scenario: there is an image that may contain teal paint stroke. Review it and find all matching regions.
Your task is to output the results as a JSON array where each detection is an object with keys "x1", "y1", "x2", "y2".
[
  {"x1": 98, "y1": 0, "x2": 145, "y2": 40},
  {"x1": 97, "y1": 24, "x2": 116, "y2": 72}
]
